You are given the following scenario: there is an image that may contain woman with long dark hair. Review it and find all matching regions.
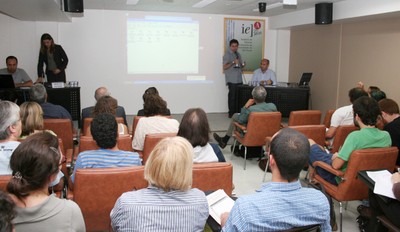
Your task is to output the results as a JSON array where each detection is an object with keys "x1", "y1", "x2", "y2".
[
  {"x1": 37, "y1": 33, "x2": 69, "y2": 83},
  {"x1": 7, "y1": 132, "x2": 85, "y2": 231}
]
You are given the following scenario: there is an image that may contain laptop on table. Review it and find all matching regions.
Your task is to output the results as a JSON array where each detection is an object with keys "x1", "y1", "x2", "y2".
[
  {"x1": 0, "y1": 74, "x2": 15, "y2": 89},
  {"x1": 298, "y1": 73, "x2": 312, "y2": 87}
]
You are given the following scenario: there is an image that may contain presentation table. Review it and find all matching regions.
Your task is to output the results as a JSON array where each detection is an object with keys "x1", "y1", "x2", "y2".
[
  {"x1": 235, "y1": 85, "x2": 310, "y2": 117},
  {"x1": 3, "y1": 87, "x2": 81, "y2": 121}
]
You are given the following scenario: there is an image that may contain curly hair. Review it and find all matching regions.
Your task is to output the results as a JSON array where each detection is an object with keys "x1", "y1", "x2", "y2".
[
  {"x1": 143, "y1": 94, "x2": 168, "y2": 116},
  {"x1": 90, "y1": 113, "x2": 118, "y2": 149},
  {"x1": 93, "y1": 96, "x2": 118, "y2": 117}
]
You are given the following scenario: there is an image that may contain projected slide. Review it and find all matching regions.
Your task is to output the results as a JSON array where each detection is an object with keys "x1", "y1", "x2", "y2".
[{"x1": 127, "y1": 16, "x2": 199, "y2": 75}]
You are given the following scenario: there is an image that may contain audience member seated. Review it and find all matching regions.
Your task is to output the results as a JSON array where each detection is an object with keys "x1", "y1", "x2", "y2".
[
  {"x1": 19, "y1": 101, "x2": 64, "y2": 187},
  {"x1": 0, "y1": 190, "x2": 16, "y2": 232},
  {"x1": 29, "y1": 83, "x2": 72, "y2": 120},
  {"x1": 0, "y1": 101, "x2": 21, "y2": 175},
  {"x1": 326, "y1": 87, "x2": 368, "y2": 140},
  {"x1": 19, "y1": 101, "x2": 56, "y2": 139},
  {"x1": 111, "y1": 137, "x2": 209, "y2": 231},
  {"x1": 378, "y1": 98, "x2": 400, "y2": 166},
  {"x1": 0, "y1": 55, "x2": 33, "y2": 87},
  {"x1": 132, "y1": 94, "x2": 179, "y2": 151},
  {"x1": 137, "y1": 87, "x2": 171, "y2": 116},
  {"x1": 71, "y1": 113, "x2": 141, "y2": 183},
  {"x1": 178, "y1": 108, "x2": 225, "y2": 162},
  {"x1": 7, "y1": 132, "x2": 85, "y2": 231},
  {"x1": 220, "y1": 128, "x2": 331, "y2": 231},
  {"x1": 309, "y1": 96, "x2": 391, "y2": 186},
  {"x1": 85, "y1": 95, "x2": 128, "y2": 136},
  {"x1": 81, "y1": 86, "x2": 127, "y2": 126},
  {"x1": 213, "y1": 86, "x2": 277, "y2": 149}
]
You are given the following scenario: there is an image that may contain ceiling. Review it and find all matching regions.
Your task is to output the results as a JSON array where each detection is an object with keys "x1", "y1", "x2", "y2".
[{"x1": 0, "y1": 0, "x2": 344, "y2": 22}]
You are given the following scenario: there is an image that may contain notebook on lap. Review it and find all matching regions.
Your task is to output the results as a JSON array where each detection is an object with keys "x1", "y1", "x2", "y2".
[{"x1": 0, "y1": 74, "x2": 15, "y2": 89}]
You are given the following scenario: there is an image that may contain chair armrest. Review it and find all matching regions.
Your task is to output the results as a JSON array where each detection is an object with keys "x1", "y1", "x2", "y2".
[
  {"x1": 65, "y1": 148, "x2": 74, "y2": 168},
  {"x1": 313, "y1": 161, "x2": 345, "y2": 177},
  {"x1": 233, "y1": 122, "x2": 246, "y2": 132}
]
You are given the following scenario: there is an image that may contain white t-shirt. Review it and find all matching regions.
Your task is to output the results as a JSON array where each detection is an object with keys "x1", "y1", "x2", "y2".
[
  {"x1": 0, "y1": 141, "x2": 20, "y2": 175},
  {"x1": 193, "y1": 143, "x2": 218, "y2": 163},
  {"x1": 132, "y1": 116, "x2": 179, "y2": 151},
  {"x1": 330, "y1": 104, "x2": 354, "y2": 127}
]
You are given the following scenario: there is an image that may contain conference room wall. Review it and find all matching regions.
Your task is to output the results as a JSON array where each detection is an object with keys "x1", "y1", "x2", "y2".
[
  {"x1": 0, "y1": 10, "x2": 289, "y2": 115},
  {"x1": 289, "y1": 16, "x2": 400, "y2": 114}
]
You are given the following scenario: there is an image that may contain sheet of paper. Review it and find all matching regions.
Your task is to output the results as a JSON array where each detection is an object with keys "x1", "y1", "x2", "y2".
[
  {"x1": 367, "y1": 170, "x2": 396, "y2": 199},
  {"x1": 206, "y1": 189, "x2": 235, "y2": 225}
]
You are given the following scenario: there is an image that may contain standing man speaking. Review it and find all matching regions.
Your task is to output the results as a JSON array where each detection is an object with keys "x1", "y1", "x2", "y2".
[{"x1": 223, "y1": 39, "x2": 245, "y2": 118}]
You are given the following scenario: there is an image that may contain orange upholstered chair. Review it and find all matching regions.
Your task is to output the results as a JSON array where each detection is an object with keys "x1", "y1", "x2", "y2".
[
  {"x1": 141, "y1": 133, "x2": 177, "y2": 164},
  {"x1": 44, "y1": 119, "x2": 75, "y2": 168},
  {"x1": 288, "y1": 110, "x2": 322, "y2": 126},
  {"x1": 289, "y1": 125, "x2": 326, "y2": 147},
  {"x1": 73, "y1": 166, "x2": 148, "y2": 231},
  {"x1": 78, "y1": 135, "x2": 133, "y2": 154},
  {"x1": 82, "y1": 117, "x2": 125, "y2": 136},
  {"x1": 192, "y1": 162, "x2": 233, "y2": 196},
  {"x1": 0, "y1": 175, "x2": 11, "y2": 192},
  {"x1": 330, "y1": 125, "x2": 359, "y2": 153},
  {"x1": 323, "y1": 109, "x2": 335, "y2": 128},
  {"x1": 313, "y1": 147, "x2": 398, "y2": 232},
  {"x1": 232, "y1": 112, "x2": 282, "y2": 170}
]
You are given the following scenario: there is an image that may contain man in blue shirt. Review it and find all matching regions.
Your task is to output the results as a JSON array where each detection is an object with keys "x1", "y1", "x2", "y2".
[
  {"x1": 29, "y1": 83, "x2": 72, "y2": 120},
  {"x1": 221, "y1": 128, "x2": 331, "y2": 232},
  {"x1": 251, "y1": 59, "x2": 277, "y2": 86},
  {"x1": 71, "y1": 113, "x2": 141, "y2": 183}
]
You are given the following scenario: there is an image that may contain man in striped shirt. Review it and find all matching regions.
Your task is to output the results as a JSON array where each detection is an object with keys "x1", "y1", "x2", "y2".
[
  {"x1": 71, "y1": 113, "x2": 141, "y2": 183},
  {"x1": 221, "y1": 128, "x2": 331, "y2": 232}
]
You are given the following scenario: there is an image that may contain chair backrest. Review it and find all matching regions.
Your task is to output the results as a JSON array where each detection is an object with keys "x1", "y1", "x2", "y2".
[
  {"x1": 0, "y1": 175, "x2": 11, "y2": 192},
  {"x1": 43, "y1": 119, "x2": 74, "y2": 151},
  {"x1": 288, "y1": 110, "x2": 322, "y2": 126},
  {"x1": 192, "y1": 162, "x2": 233, "y2": 196},
  {"x1": 82, "y1": 117, "x2": 125, "y2": 136},
  {"x1": 142, "y1": 133, "x2": 177, "y2": 164},
  {"x1": 289, "y1": 125, "x2": 326, "y2": 147},
  {"x1": 323, "y1": 109, "x2": 335, "y2": 128},
  {"x1": 79, "y1": 135, "x2": 133, "y2": 153},
  {"x1": 335, "y1": 147, "x2": 398, "y2": 202},
  {"x1": 73, "y1": 166, "x2": 148, "y2": 231},
  {"x1": 330, "y1": 125, "x2": 359, "y2": 153},
  {"x1": 238, "y1": 112, "x2": 282, "y2": 147},
  {"x1": 131, "y1": 116, "x2": 143, "y2": 140}
]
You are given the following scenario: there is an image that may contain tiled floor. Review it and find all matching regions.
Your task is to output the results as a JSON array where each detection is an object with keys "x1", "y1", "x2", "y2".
[{"x1": 124, "y1": 113, "x2": 361, "y2": 231}]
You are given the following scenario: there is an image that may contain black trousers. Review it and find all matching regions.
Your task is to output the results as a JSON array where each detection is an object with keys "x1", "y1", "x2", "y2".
[
  {"x1": 46, "y1": 70, "x2": 66, "y2": 83},
  {"x1": 227, "y1": 83, "x2": 242, "y2": 116},
  {"x1": 367, "y1": 189, "x2": 400, "y2": 232}
]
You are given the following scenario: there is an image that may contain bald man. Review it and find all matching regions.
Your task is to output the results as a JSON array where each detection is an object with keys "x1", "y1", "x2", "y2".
[
  {"x1": 81, "y1": 87, "x2": 127, "y2": 127},
  {"x1": 251, "y1": 59, "x2": 277, "y2": 86}
]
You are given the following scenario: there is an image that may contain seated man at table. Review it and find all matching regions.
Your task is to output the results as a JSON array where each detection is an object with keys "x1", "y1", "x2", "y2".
[
  {"x1": 378, "y1": 98, "x2": 400, "y2": 165},
  {"x1": 0, "y1": 56, "x2": 33, "y2": 87},
  {"x1": 309, "y1": 96, "x2": 391, "y2": 185},
  {"x1": 29, "y1": 83, "x2": 72, "y2": 120},
  {"x1": 71, "y1": 113, "x2": 141, "y2": 183},
  {"x1": 81, "y1": 86, "x2": 127, "y2": 126},
  {"x1": 250, "y1": 58, "x2": 277, "y2": 86},
  {"x1": 213, "y1": 86, "x2": 277, "y2": 148},
  {"x1": 221, "y1": 128, "x2": 331, "y2": 231}
]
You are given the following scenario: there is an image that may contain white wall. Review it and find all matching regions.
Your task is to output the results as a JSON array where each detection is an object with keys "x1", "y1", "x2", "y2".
[{"x1": 0, "y1": 10, "x2": 290, "y2": 115}]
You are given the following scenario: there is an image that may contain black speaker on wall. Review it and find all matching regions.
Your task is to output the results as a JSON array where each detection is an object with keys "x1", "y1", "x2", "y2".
[
  {"x1": 64, "y1": 0, "x2": 84, "y2": 13},
  {"x1": 315, "y1": 3, "x2": 332, "y2": 25}
]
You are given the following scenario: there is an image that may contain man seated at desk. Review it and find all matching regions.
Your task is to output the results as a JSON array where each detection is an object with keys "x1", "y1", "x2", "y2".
[
  {"x1": 0, "y1": 56, "x2": 33, "y2": 87},
  {"x1": 251, "y1": 58, "x2": 276, "y2": 86}
]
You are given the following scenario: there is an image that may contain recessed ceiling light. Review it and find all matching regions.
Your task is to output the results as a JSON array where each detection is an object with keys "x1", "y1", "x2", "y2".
[{"x1": 192, "y1": 0, "x2": 217, "y2": 8}]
